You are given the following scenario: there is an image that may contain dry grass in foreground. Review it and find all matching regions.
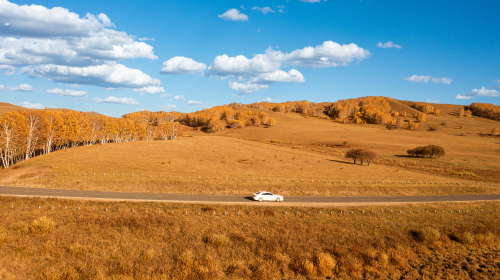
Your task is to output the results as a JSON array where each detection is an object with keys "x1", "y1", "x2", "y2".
[
  {"x1": 1, "y1": 137, "x2": 499, "y2": 197},
  {"x1": 0, "y1": 196, "x2": 499, "y2": 279}
]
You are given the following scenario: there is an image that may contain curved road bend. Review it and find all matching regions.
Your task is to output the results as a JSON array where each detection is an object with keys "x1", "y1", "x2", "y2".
[{"x1": 1, "y1": 186, "x2": 500, "y2": 205}]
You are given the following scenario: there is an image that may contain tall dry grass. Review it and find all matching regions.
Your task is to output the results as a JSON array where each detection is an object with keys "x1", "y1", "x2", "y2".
[{"x1": 0, "y1": 196, "x2": 499, "y2": 279}]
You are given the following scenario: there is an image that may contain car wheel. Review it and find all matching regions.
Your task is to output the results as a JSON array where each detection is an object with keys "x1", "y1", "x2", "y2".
[
  {"x1": 276, "y1": 198, "x2": 281, "y2": 202},
  {"x1": 258, "y1": 198, "x2": 263, "y2": 202}
]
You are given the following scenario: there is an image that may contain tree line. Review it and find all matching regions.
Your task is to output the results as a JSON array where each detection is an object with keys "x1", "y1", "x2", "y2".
[{"x1": 0, "y1": 110, "x2": 182, "y2": 168}]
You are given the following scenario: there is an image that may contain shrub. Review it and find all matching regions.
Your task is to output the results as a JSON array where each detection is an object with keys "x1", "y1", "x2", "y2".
[
  {"x1": 201, "y1": 206, "x2": 214, "y2": 212},
  {"x1": 440, "y1": 122, "x2": 447, "y2": 126},
  {"x1": 29, "y1": 216, "x2": 55, "y2": 234},
  {"x1": 315, "y1": 253, "x2": 336, "y2": 276},
  {"x1": 407, "y1": 145, "x2": 445, "y2": 158},
  {"x1": 413, "y1": 227, "x2": 441, "y2": 244},
  {"x1": 142, "y1": 249, "x2": 155, "y2": 262},
  {"x1": 429, "y1": 126, "x2": 438, "y2": 131},
  {"x1": 458, "y1": 232, "x2": 475, "y2": 244},
  {"x1": 492, "y1": 127, "x2": 499, "y2": 136},
  {"x1": 205, "y1": 234, "x2": 228, "y2": 248}
]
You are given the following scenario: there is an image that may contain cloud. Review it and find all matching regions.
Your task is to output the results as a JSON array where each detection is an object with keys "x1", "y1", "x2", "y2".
[
  {"x1": 9, "y1": 84, "x2": 34, "y2": 91},
  {"x1": 0, "y1": 65, "x2": 15, "y2": 75},
  {"x1": 162, "y1": 104, "x2": 176, "y2": 110},
  {"x1": 0, "y1": 85, "x2": 4, "y2": 90},
  {"x1": 494, "y1": 79, "x2": 500, "y2": 83},
  {"x1": 205, "y1": 41, "x2": 367, "y2": 93},
  {"x1": 89, "y1": 96, "x2": 139, "y2": 105},
  {"x1": 403, "y1": 75, "x2": 431, "y2": 83},
  {"x1": 187, "y1": 100, "x2": 202, "y2": 105},
  {"x1": 19, "y1": 101, "x2": 43, "y2": 109},
  {"x1": 252, "y1": 7, "x2": 275, "y2": 14},
  {"x1": 432, "y1": 77, "x2": 452, "y2": 84},
  {"x1": 426, "y1": 99, "x2": 439, "y2": 103},
  {"x1": 252, "y1": 69, "x2": 305, "y2": 84},
  {"x1": 161, "y1": 56, "x2": 206, "y2": 75},
  {"x1": 404, "y1": 75, "x2": 452, "y2": 84},
  {"x1": 490, "y1": 86, "x2": 500, "y2": 90},
  {"x1": 299, "y1": 0, "x2": 323, "y2": 3},
  {"x1": 0, "y1": 31, "x2": 157, "y2": 66},
  {"x1": 283, "y1": 41, "x2": 370, "y2": 68},
  {"x1": 47, "y1": 88, "x2": 88, "y2": 97},
  {"x1": 228, "y1": 81, "x2": 269, "y2": 94},
  {"x1": 138, "y1": 37, "x2": 155, "y2": 41},
  {"x1": 21, "y1": 62, "x2": 161, "y2": 89},
  {"x1": 0, "y1": 0, "x2": 160, "y2": 91},
  {"x1": 69, "y1": 84, "x2": 83, "y2": 88},
  {"x1": 218, "y1": 9, "x2": 248, "y2": 21},
  {"x1": 454, "y1": 87, "x2": 500, "y2": 100},
  {"x1": 160, "y1": 93, "x2": 172, "y2": 98},
  {"x1": 263, "y1": 97, "x2": 279, "y2": 102},
  {"x1": 133, "y1": 86, "x2": 165, "y2": 94},
  {"x1": 0, "y1": 1, "x2": 110, "y2": 37},
  {"x1": 376, "y1": 41, "x2": 402, "y2": 49},
  {"x1": 174, "y1": 95, "x2": 185, "y2": 100}
]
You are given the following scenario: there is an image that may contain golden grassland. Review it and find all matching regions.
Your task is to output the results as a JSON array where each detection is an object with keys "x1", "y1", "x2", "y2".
[
  {"x1": 0, "y1": 196, "x2": 499, "y2": 279},
  {"x1": 1, "y1": 136, "x2": 499, "y2": 197}
]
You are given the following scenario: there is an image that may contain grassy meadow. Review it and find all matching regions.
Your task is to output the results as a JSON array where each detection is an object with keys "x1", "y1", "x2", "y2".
[
  {"x1": 2, "y1": 99, "x2": 500, "y2": 197},
  {"x1": 1, "y1": 196, "x2": 499, "y2": 279}
]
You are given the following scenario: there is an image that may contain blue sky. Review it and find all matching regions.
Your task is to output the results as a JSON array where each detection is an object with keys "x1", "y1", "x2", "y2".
[{"x1": 0, "y1": 0, "x2": 499, "y2": 117}]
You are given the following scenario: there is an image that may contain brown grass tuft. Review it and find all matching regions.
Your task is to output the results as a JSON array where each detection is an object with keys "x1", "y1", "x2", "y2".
[
  {"x1": 29, "y1": 216, "x2": 55, "y2": 234},
  {"x1": 205, "y1": 234, "x2": 228, "y2": 248}
]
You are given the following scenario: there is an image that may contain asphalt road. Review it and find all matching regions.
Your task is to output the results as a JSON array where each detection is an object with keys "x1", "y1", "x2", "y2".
[{"x1": 1, "y1": 185, "x2": 500, "y2": 205}]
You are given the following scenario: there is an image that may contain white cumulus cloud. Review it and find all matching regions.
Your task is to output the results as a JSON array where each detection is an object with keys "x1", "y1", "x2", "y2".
[
  {"x1": 47, "y1": 88, "x2": 88, "y2": 97},
  {"x1": 432, "y1": 77, "x2": 452, "y2": 84},
  {"x1": 161, "y1": 56, "x2": 206, "y2": 75},
  {"x1": 404, "y1": 75, "x2": 431, "y2": 83},
  {"x1": 133, "y1": 86, "x2": 165, "y2": 95},
  {"x1": 0, "y1": 65, "x2": 15, "y2": 75},
  {"x1": 454, "y1": 87, "x2": 500, "y2": 100},
  {"x1": 404, "y1": 75, "x2": 452, "y2": 84},
  {"x1": 493, "y1": 79, "x2": 500, "y2": 83},
  {"x1": 426, "y1": 99, "x2": 439, "y2": 103},
  {"x1": 252, "y1": 7, "x2": 275, "y2": 14},
  {"x1": 228, "y1": 81, "x2": 269, "y2": 94},
  {"x1": 0, "y1": 0, "x2": 160, "y2": 91},
  {"x1": 218, "y1": 9, "x2": 248, "y2": 21},
  {"x1": 205, "y1": 41, "x2": 368, "y2": 93},
  {"x1": 160, "y1": 93, "x2": 172, "y2": 98},
  {"x1": 263, "y1": 97, "x2": 279, "y2": 102},
  {"x1": 187, "y1": 100, "x2": 202, "y2": 105},
  {"x1": 89, "y1": 96, "x2": 139, "y2": 105},
  {"x1": 19, "y1": 101, "x2": 43, "y2": 109},
  {"x1": 0, "y1": 85, "x2": 5, "y2": 90},
  {"x1": 299, "y1": 0, "x2": 323, "y2": 3},
  {"x1": 174, "y1": 95, "x2": 185, "y2": 100},
  {"x1": 162, "y1": 104, "x2": 176, "y2": 110},
  {"x1": 21, "y1": 62, "x2": 161, "y2": 89},
  {"x1": 9, "y1": 84, "x2": 34, "y2": 91},
  {"x1": 376, "y1": 41, "x2": 402, "y2": 49},
  {"x1": 253, "y1": 69, "x2": 305, "y2": 84},
  {"x1": 283, "y1": 41, "x2": 370, "y2": 68}
]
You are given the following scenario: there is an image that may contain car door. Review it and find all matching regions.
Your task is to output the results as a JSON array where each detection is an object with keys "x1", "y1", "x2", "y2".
[{"x1": 264, "y1": 192, "x2": 273, "y2": 201}]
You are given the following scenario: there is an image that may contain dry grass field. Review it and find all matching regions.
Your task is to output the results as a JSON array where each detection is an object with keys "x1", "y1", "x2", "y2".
[
  {"x1": 0, "y1": 196, "x2": 499, "y2": 279},
  {"x1": 1, "y1": 136, "x2": 499, "y2": 197},
  {"x1": 1, "y1": 98, "x2": 499, "y2": 197}
]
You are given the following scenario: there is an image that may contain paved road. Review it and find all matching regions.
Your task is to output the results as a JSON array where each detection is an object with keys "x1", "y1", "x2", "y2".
[{"x1": 1, "y1": 185, "x2": 500, "y2": 205}]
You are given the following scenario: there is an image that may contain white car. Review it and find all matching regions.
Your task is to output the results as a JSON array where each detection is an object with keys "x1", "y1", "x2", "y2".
[{"x1": 252, "y1": 191, "x2": 284, "y2": 202}]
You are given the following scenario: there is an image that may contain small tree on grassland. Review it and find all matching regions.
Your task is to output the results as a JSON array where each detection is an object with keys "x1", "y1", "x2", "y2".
[
  {"x1": 359, "y1": 149, "x2": 378, "y2": 166},
  {"x1": 345, "y1": 148, "x2": 378, "y2": 165}
]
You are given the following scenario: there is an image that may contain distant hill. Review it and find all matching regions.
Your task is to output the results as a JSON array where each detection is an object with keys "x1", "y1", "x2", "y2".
[
  {"x1": 0, "y1": 102, "x2": 104, "y2": 117},
  {"x1": 0, "y1": 102, "x2": 24, "y2": 115}
]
